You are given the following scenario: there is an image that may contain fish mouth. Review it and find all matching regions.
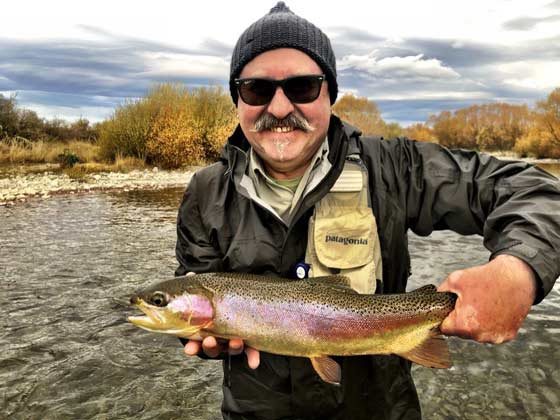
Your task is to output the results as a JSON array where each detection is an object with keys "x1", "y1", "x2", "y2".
[
  {"x1": 128, "y1": 297, "x2": 204, "y2": 338},
  {"x1": 128, "y1": 298, "x2": 167, "y2": 330}
]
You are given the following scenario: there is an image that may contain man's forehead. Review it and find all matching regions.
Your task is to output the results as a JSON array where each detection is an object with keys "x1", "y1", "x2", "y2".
[{"x1": 239, "y1": 48, "x2": 322, "y2": 78}]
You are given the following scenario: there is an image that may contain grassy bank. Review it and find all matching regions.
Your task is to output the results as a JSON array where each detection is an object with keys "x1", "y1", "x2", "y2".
[
  {"x1": 0, "y1": 139, "x2": 100, "y2": 165},
  {"x1": 0, "y1": 139, "x2": 147, "y2": 178}
]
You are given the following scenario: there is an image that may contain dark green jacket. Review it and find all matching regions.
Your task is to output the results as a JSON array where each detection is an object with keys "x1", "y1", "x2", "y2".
[{"x1": 175, "y1": 115, "x2": 560, "y2": 419}]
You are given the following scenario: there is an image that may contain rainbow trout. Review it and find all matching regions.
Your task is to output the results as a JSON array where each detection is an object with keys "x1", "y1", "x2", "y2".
[{"x1": 128, "y1": 273, "x2": 457, "y2": 384}]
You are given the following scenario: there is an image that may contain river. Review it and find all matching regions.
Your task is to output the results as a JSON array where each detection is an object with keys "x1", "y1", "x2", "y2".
[{"x1": 1, "y1": 164, "x2": 559, "y2": 420}]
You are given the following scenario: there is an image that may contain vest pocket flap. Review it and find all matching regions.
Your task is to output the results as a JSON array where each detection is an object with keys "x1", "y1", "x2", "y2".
[{"x1": 313, "y1": 208, "x2": 375, "y2": 269}]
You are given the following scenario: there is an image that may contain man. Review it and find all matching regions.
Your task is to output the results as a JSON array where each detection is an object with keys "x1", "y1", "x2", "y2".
[{"x1": 175, "y1": 2, "x2": 560, "y2": 419}]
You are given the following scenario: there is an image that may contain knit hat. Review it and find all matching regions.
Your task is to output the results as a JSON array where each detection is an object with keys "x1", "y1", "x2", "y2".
[{"x1": 229, "y1": 2, "x2": 338, "y2": 105}]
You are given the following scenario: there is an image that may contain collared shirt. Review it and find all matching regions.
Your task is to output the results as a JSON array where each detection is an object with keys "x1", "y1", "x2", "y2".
[{"x1": 247, "y1": 138, "x2": 331, "y2": 224}]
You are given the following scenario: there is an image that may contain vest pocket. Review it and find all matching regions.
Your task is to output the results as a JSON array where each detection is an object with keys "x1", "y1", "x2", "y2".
[{"x1": 313, "y1": 207, "x2": 375, "y2": 269}]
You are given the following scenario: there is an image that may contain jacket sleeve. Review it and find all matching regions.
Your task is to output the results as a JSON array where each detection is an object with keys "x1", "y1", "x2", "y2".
[
  {"x1": 394, "y1": 139, "x2": 560, "y2": 303},
  {"x1": 175, "y1": 172, "x2": 227, "y2": 356},
  {"x1": 175, "y1": 172, "x2": 224, "y2": 276}
]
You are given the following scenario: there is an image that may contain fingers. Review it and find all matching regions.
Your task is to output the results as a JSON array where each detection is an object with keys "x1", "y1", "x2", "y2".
[
  {"x1": 183, "y1": 337, "x2": 224, "y2": 358},
  {"x1": 184, "y1": 340, "x2": 201, "y2": 356},
  {"x1": 228, "y1": 338, "x2": 244, "y2": 356},
  {"x1": 245, "y1": 346, "x2": 260, "y2": 369},
  {"x1": 183, "y1": 337, "x2": 246, "y2": 358},
  {"x1": 182, "y1": 337, "x2": 260, "y2": 369},
  {"x1": 201, "y1": 336, "x2": 223, "y2": 358}
]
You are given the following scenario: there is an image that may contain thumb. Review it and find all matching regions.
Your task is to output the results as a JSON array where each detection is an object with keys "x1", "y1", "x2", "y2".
[{"x1": 439, "y1": 308, "x2": 457, "y2": 335}]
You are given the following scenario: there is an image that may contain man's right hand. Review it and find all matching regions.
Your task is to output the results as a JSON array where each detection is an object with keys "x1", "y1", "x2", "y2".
[{"x1": 183, "y1": 337, "x2": 261, "y2": 369}]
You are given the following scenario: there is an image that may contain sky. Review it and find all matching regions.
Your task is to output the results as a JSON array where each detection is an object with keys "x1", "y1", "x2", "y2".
[{"x1": 1, "y1": 0, "x2": 560, "y2": 126}]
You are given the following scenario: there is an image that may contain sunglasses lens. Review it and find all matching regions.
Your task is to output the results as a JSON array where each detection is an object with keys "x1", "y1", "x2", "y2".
[
  {"x1": 238, "y1": 79, "x2": 275, "y2": 106},
  {"x1": 284, "y1": 76, "x2": 323, "y2": 103},
  {"x1": 236, "y1": 75, "x2": 324, "y2": 105}
]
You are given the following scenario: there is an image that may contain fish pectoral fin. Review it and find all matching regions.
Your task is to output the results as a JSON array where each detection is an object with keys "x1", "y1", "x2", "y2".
[
  {"x1": 175, "y1": 325, "x2": 204, "y2": 338},
  {"x1": 310, "y1": 356, "x2": 341, "y2": 386},
  {"x1": 399, "y1": 332, "x2": 451, "y2": 369}
]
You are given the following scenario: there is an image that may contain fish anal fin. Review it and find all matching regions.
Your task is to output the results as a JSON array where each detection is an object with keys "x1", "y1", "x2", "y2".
[
  {"x1": 399, "y1": 332, "x2": 452, "y2": 369},
  {"x1": 310, "y1": 356, "x2": 341, "y2": 386}
]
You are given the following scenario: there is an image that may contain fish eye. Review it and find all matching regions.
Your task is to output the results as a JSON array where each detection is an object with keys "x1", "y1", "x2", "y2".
[{"x1": 149, "y1": 291, "x2": 167, "y2": 307}]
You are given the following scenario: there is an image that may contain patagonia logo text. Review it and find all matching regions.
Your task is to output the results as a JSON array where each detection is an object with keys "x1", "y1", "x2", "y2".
[{"x1": 325, "y1": 235, "x2": 369, "y2": 246}]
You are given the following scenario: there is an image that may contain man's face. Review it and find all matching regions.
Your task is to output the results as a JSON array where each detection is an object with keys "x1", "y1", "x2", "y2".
[{"x1": 237, "y1": 48, "x2": 331, "y2": 180}]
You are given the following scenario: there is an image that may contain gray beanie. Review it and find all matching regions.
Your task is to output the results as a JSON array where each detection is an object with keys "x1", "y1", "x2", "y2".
[{"x1": 229, "y1": 2, "x2": 338, "y2": 105}]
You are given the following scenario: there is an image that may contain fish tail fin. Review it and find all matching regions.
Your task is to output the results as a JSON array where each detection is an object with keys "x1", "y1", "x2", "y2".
[
  {"x1": 310, "y1": 356, "x2": 342, "y2": 386},
  {"x1": 399, "y1": 329, "x2": 452, "y2": 369}
]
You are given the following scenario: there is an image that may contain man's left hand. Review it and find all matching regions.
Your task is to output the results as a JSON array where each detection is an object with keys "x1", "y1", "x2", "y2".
[{"x1": 437, "y1": 254, "x2": 537, "y2": 343}]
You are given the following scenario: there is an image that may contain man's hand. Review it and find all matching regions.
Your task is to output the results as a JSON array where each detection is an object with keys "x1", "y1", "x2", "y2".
[
  {"x1": 183, "y1": 337, "x2": 260, "y2": 369},
  {"x1": 437, "y1": 254, "x2": 537, "y2": 343}
]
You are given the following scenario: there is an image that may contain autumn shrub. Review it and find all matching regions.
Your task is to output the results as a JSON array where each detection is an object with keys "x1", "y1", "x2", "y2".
[
  {"x1": 404, "y1": 123, "x2": 438, "y2": 143},
  {"x1": 147, "y1": 108, "x2": 206, "y2": 168},
  {"x1": 56, "y1": 149, "x2": 81, "y2": 168},
  {"x1": 514, "y1": 89, "x2": 560, "y2": 158},
  {"x1": 146, "y1": 86, "x2": 237, "y2": 168},
  {"x1": 98, "y1": 84, "x2": 236, "y2": 168},
  {"x1": 429, "y1": 104, "x2": 531, "y2": 151},
  {"x1": 97, "y1": 99, "x2": 156, "y2": 161},
  {"x1": 333, "y1": 93, "x2": 386, "y2": 136},
  {"x1": 190, "y1": 87, "x2": 238, "y2": 161}
]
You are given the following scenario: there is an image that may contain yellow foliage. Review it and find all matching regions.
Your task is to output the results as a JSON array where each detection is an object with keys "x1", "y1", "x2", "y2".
[
  {"x1": 404, "y1": 123, "x2": 437, "y2": 143},
  {"x1": 333, "y1": 93, "x2": 385, "y2": 135},
  {"x1": 429, "y1": 103, "x2": 531, "y2": 150},
  {"x1": 147, "y1": 109, "x2": 205, "y2": 168},
  {"x1": 98, "y1": 83, "x2": 237, "y2": 168},
  {"x1": 145, "y1": 85, "x2": 237, "y2": 168},
  {"x1": 514, "y1": 89, "x2": 560, "y2": 158}
]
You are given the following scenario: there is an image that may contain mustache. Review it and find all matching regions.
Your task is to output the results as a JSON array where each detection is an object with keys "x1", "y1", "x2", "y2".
[{"x1": 250, "y1": 112, "x2": 315, "y2": 133}]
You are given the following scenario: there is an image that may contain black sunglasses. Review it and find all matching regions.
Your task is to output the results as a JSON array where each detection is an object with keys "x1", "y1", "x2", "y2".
[{"x1": 234, "y1": 74, "x2": 325, "y2": 106}]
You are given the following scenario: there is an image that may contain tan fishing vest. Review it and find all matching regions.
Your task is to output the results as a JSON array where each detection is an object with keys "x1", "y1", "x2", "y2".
[{"x1": 305, "y1": 159, "x2": 383, "y2": 294}]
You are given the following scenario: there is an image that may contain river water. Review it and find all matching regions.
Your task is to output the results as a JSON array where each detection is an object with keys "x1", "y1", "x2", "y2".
[{"x1": 1, "y1": 164, "x2": 559, "y2": 420}]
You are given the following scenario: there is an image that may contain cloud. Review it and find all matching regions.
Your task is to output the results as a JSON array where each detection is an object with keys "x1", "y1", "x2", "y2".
[
  {"x1": 1, "y1": 23, "x2": 558, "y2": 125},
  {"x1": 0, "y1": 26, "x2": 232, "y2": 95},
  {"x1": 0, "y1": 27, "x2": 233, "y2": 120},
  {"x1": 328, "y1": 27, "x2": 385, "y2": 56},
  {"x1": 502, "y1": 14, "x2": 560, "y2": 31},
  {"x1": 328, "y1": 27, "x2": 560, "y2": 123},
  {"x1": 338, "y1": 52, "x2": 460, "y2": 80}
]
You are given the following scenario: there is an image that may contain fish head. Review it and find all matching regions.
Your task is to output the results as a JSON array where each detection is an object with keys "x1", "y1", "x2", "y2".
[{"x1": 128, "y1": 288, "x2": 214, "y2": 338}]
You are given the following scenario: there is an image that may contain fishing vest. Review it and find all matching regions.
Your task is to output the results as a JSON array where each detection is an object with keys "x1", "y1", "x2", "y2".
[{"x1": 305, "y1": 148, "x2": 383, "y2": 294}]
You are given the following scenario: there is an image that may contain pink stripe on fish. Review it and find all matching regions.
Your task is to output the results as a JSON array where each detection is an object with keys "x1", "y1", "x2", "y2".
[{"x1": 168, "y1": 294, "x2": 214, "y2": 325}]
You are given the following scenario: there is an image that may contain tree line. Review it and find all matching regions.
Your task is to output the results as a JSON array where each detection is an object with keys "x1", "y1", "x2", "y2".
[
  {"x1": 1, "y1": 85, "x2": 559, "y2": 168},
  {"x1": 0, "y1": 94, "x2": 99, "y2": 143}
]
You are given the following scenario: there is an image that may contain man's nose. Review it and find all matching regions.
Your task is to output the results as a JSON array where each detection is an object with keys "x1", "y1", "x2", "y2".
[{"x1": 267, "y1": 86, "x2": 295, "y2": 119}]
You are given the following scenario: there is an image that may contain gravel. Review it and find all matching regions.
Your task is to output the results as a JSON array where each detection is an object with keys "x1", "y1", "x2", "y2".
[{"x1": 0, "y1": 167, "x2": 193, "y2": 206}]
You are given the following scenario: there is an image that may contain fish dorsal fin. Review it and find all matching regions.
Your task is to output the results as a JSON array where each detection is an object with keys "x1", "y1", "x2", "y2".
[
  {"x1": 310, "y1": 356, "x2": 342, "y2": 385},
  {"x1": 307, "y1": 276, "x2": 358, "y2": 293},
  {"x1": 408, "y1": 284, "x2": 438, "y2": 294},
  {"x1": 399, "y1": 329, "x2": 451, "y2": 369}
]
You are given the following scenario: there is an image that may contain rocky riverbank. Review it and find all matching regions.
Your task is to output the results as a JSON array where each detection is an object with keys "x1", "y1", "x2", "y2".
[{"x1": 0, "y1": 167, "x2": 193, "y2": 206}]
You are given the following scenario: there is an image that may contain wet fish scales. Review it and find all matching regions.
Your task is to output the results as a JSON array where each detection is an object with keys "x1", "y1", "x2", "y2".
[{"x1": 128, "y1": 273, "x2": 457, "y2": 384}]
